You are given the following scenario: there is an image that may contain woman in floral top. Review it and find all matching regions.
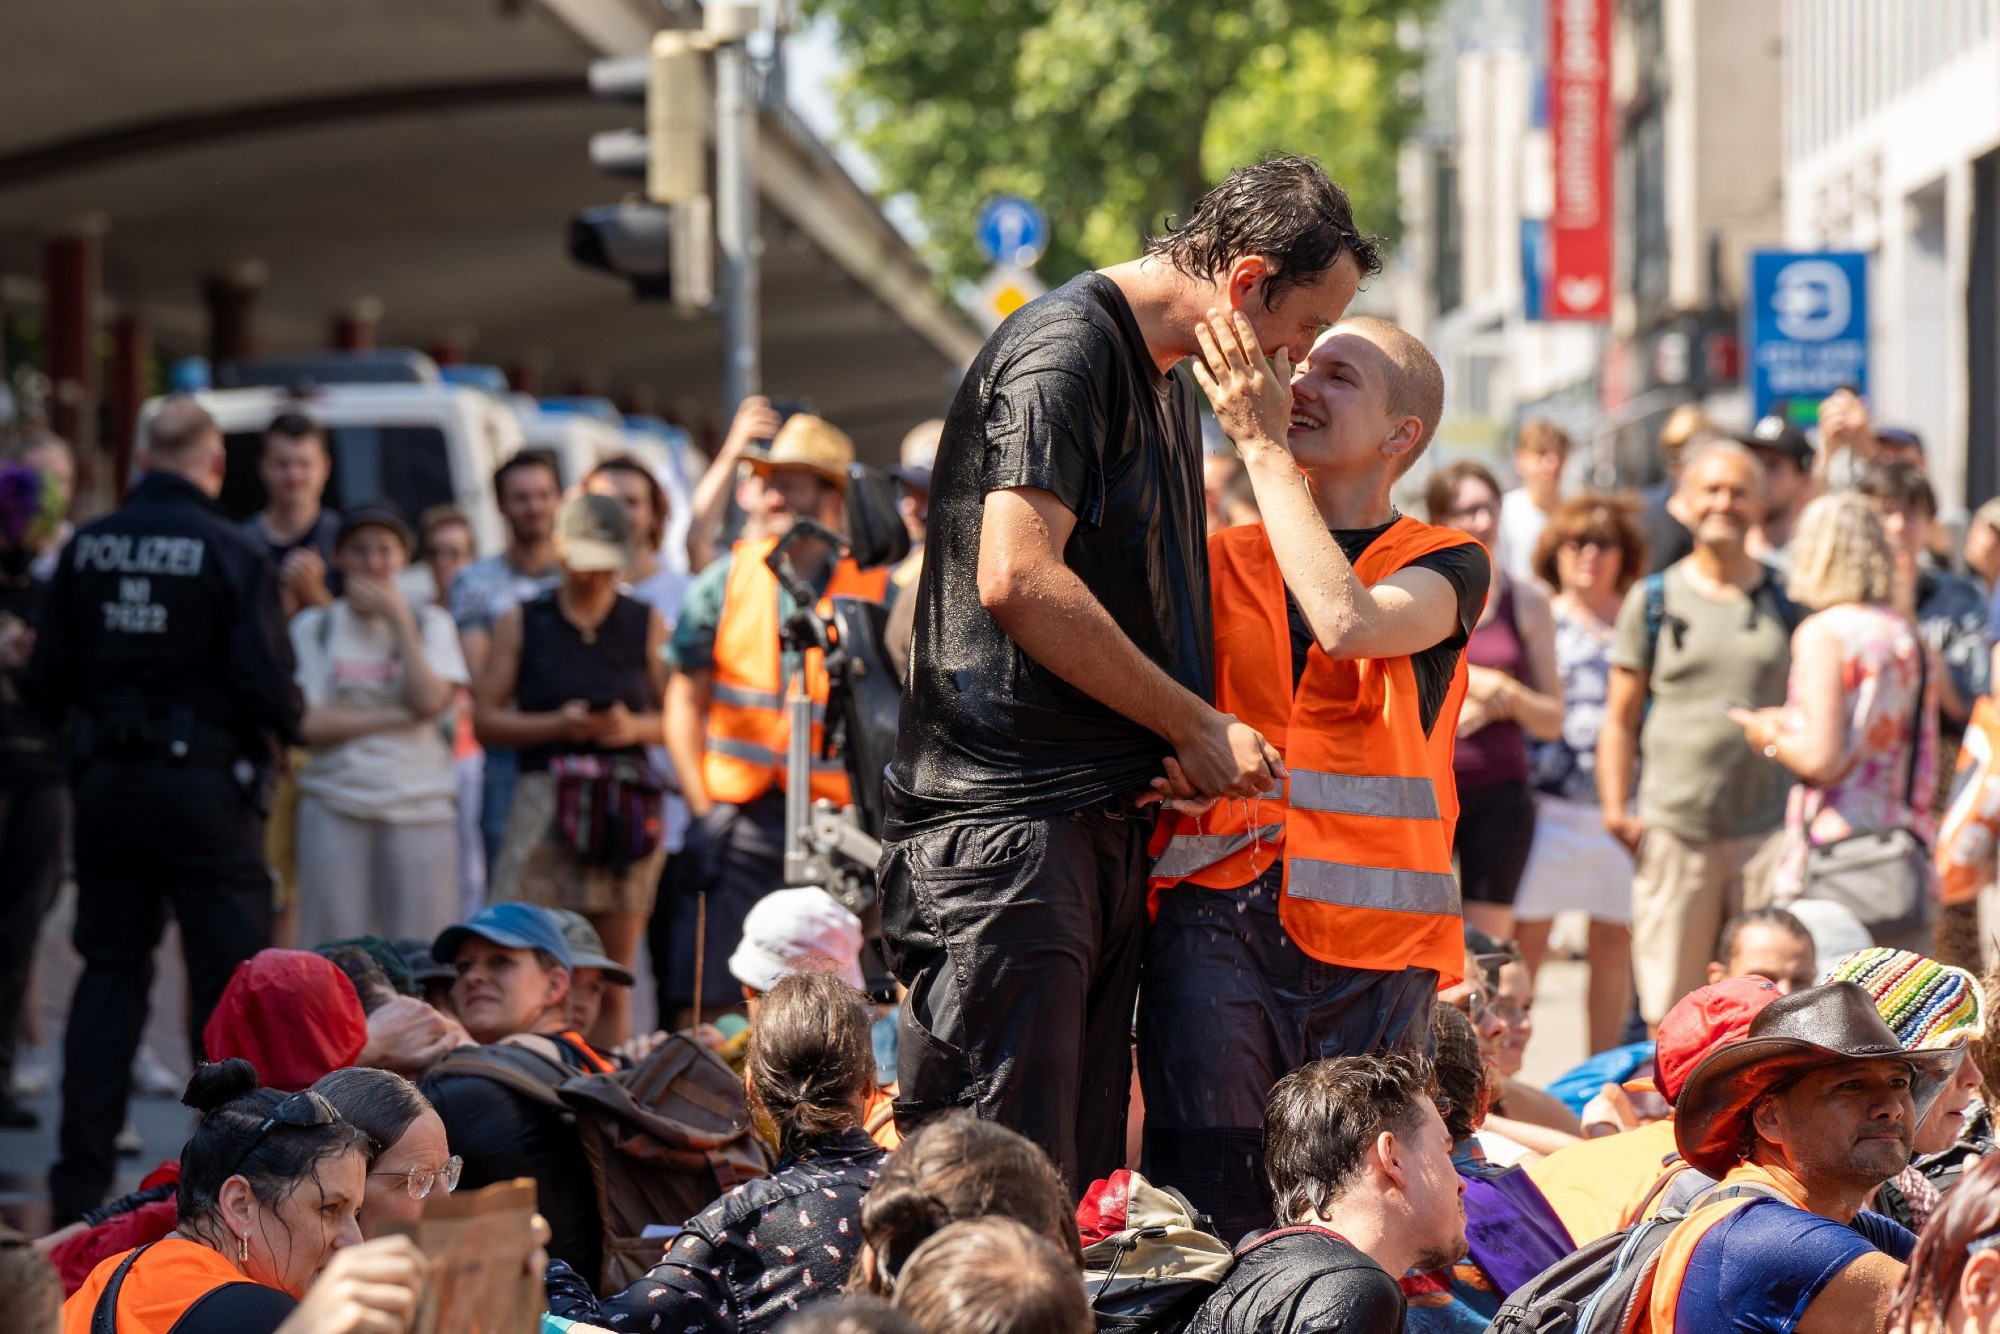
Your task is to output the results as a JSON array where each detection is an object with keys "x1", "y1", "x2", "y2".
[
  {"x1": 1516, "y1": 495, "x2": 1647, "y2": 1056},
  {"x1": 1730, "y1": 493, "x2": 1938, "y2": 912},
  {"x1": 545, "y1": 972, "x2": 886, "y2": 1333}
]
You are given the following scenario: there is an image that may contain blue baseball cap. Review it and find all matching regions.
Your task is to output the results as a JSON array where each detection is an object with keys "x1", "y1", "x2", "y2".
[{"x1": 432, "y1": 903, "x2": 573, "y2": 973}]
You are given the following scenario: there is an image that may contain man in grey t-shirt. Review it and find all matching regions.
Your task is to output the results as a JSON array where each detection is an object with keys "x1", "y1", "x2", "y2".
[{"x1": 1597, "y1": 443, "x2": 1797, "y2": 1027}]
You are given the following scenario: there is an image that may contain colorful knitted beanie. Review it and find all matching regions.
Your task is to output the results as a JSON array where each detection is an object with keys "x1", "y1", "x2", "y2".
[{"x1": 1824, "y1": 947, "x2": 1987, "y2": 1050}]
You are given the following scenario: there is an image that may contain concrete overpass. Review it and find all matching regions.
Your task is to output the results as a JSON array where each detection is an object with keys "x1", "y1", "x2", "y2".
[{"x1": 0, "y1": 0, "x2": 981, "y2": 492}]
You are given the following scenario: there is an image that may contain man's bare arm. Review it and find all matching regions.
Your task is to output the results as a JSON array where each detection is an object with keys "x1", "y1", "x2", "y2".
[
  {"x1": 1797, "y1": 1252, "x2": 1904, "y2": 1334},
  {"x1": 1596, "y1": 665, "x2": 1647, "y2": 851},
  {"x1": 978, "y1": 485, "x2": 1278, "y2": 799}
]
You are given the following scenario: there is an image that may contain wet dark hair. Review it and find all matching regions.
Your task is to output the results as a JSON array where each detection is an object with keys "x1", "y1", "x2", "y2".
[
  {"x1": 1889, "y1": 1152, "x2": 2000, "y2": 1329},
  {"x1": 1146, "y1": 155, "x2": 1383, "y2": 308},
  {"x1": 177, "y1": 1058, "x2": 370, "y2": 1231},
  {"x1": 311, "y1": 1067, "x2": 433, "y2": 1168},
  {"x1": 1430, "y1": 1003, "x2": 1487, "y2": 1143},
  {"x1": 1264, "y1": 1052, "x2": 1435, "y2": 1226},
  {"x1": 745, "y1": 972, "x2": 875, "y2": 1158},
  {"x1": 778, "y1": 1297, "x2": 922, "y2": 1334},
  {"x1": 847, "y1": 1111, "x2": 1081, "y2": 1296},
  {"x1": 893, "y1": 1218, "x2": 1092, "y2": 1334}
]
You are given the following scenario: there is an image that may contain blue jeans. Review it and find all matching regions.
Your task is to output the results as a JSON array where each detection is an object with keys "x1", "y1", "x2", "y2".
[
  {"x1": 1137, "y1": 866, "x2": 1438, "y2": 1240},
  {"x1": 479, "y1": 748, "x2": 518, "y2": 877}
]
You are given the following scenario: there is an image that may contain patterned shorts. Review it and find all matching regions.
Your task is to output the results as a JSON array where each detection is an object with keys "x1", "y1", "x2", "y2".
[{"x1": 491, "y1": 770, "x2": 667, "y2": 917}]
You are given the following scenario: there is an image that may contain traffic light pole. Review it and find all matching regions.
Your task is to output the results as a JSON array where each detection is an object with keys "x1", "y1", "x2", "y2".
[{"x1": 713, "y1": 18, "x2": 760, "y2": 416}]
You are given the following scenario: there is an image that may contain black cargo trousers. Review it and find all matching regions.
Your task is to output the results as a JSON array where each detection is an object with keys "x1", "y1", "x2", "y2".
[
  {"x1": 49, "y1": 758, "x2": 272, "y2": 1222},
  {"x1": 880, "y1": 800, "x2": 1152, "y2": 1196}
]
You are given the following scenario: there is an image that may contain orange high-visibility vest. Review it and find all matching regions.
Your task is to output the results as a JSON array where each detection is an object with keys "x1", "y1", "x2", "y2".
[
  {"x1": 704, "y1": 537, "x2": 891, "y2": 806},
  {"x1": 1149, "y1": 518, "x2": 1480, "y2": 984}
]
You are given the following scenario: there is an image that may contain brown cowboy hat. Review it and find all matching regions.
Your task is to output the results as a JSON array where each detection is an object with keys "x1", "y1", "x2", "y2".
[
  {"x1": 745, "y1": 414, "x2": 854, "y2": 489},
  {"x1": 1673, "y1": 981, "x2": 1963, "y2": 1178}
]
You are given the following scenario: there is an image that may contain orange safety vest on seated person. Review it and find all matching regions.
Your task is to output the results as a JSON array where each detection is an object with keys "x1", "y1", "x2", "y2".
[
  {"x1": 704, "y1": 537, "x2": 891, "y2": 807},
  {"x1": 64, "y1": 1238, "x2": 275, "y2": 1334},
  {"x1": 1149, "y1": 518, "x2": 1479, "y2": 986}
]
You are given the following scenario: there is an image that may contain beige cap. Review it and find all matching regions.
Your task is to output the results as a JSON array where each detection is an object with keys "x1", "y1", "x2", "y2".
[
  {"x1": 555, "y1": 493, "x2": 634, "y2": 572},
  {"x1": 746, "y1": 413, "x2": 854, "y2": 488},
  {"x1": 1974, "y1": 497, "x2": 2000, "y2": 531}
]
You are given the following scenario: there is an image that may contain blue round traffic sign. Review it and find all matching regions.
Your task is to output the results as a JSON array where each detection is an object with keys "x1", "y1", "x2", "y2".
[{"x1": 976, "y1": 195, "x2": 1049, "y2": 268}]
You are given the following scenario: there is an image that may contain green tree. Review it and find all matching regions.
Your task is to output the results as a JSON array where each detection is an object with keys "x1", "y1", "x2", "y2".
[{"x1": 801, "y1": 0, "x2": 1434, "y2": 288}]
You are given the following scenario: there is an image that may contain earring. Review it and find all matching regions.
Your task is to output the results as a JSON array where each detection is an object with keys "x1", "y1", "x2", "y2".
[{"x1": 238, "y1": 1232, "x2": 249, "y2": 1263}]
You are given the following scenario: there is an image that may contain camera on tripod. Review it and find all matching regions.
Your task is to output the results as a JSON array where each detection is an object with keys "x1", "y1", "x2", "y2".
[{"x1": 759, "y1": 464, "x2": 910, "y2": 916}]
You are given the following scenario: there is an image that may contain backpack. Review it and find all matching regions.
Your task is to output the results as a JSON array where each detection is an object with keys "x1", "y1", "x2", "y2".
[
  {"x1": 431, "y1": 1031, "x2": 773, "y2": 1291},
  {"x1": 1078, "y1": 1171, "x2": 1234, "y2": 1334},
  {"x1": 1482, "y1": 1174, "x2": 1783, "y2": 1334},
  {"x1": 1640, "y1": 567, "x2": 1804, "y2": 661}
]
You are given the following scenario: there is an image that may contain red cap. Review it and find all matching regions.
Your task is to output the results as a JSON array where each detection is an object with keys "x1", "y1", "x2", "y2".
[
  {"x1": 1655, "y1": 977, "x2": 1782, "y2": 1104},
  {"x1": 202, "y1": 949, "x2": 368, "y2": 1092}
]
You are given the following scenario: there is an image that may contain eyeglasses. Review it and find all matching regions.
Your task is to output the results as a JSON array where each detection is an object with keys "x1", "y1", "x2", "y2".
[
  {"x1": 371, "y1": 1155, "x2": 463, "y2": 1202},
  {"x1": 221, "y1": 1089, "x2": 341, "y2": 1180},
  {"x1": 1560, "y1": 535, "x2": 1616, "y2": 552},
  {"x1": 1447, "y1": 502, "x2": 1498, "y2": 521}
]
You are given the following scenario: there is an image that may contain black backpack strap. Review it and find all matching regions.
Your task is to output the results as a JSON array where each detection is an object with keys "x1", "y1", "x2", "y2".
[
  {"x1": 1642, "y1": 571, "x2": 1668, "y2": 660},
  {"x1": 431, "y1": 1041, "x2": 572, "y2": 1111},
  {"x1": 92, "y1": 1242, "x2": 155, "y2": 1334}
]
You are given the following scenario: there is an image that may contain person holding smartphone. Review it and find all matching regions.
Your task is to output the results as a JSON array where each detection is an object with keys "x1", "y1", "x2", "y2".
[{"x1": 474, "y1": 494, "x2": 667, "y2": 1049}]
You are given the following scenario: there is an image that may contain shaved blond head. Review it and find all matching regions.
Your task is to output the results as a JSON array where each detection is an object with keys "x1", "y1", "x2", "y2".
[{"x1": 1329, "y1": 317, "x2": 1445, "y2": 458}]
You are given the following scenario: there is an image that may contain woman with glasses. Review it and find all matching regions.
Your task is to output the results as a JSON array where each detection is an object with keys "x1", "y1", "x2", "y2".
[
  {"x1": 64, "y1": 1057, "x2": 425, "y2": 1333},
  {"x1": 1424, "y1": 460, "x2": 1565, "y2": 941},
  {"x1": 1513, "y1": 495, "x2": 1647, "y2": 1056},
  {"x1": 312, "y1": 1066, "x2": 460, "y2": 1233}
]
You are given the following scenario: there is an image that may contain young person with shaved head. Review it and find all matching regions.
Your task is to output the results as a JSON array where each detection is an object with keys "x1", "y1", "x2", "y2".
[{"x1": 1141, "y1": 314, "x2": 1490, "y2": 1240}]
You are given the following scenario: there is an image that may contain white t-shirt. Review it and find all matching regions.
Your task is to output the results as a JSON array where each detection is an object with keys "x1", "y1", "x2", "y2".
[
  {"x1": 1497, "y1": 487, "x2": 1553, "y2": 586},
  {"x1": 292, "y1": 600, "x2": 469, "y2": 824}
]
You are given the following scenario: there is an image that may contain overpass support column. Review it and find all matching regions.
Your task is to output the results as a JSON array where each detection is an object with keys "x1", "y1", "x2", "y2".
[
  {"x1": 332, "y1": 298, "x2": 381, "y2": 352},
  {"x1": 106, "y1": 315, "x2": 149, "y2": 501},
  {"x1": 43, "y1": 226, "x2": 101, "y2": 461},
  {"x1": 204, "y1": 261, "x2": 264, "y2": 365}
]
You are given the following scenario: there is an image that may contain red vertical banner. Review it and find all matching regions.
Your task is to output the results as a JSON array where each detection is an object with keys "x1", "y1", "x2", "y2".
[{"x1": 1549, "y1": 0, "x2": 1612, "y2": 320}]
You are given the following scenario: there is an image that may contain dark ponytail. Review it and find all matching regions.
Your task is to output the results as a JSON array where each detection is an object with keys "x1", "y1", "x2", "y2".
[{"x1": 177, "y1": 1058, "x2": 370, "y2": 1229}]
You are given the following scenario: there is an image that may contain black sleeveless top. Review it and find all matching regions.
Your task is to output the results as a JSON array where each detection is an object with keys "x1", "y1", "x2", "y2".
[{"x1": 516, "y1": 590, "x2": 653, "y2": 770}]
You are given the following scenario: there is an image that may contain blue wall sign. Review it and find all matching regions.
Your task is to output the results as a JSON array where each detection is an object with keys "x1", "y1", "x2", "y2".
[{"x1": 1748, "y1": 250, "x2": 1869, "y2": 421}]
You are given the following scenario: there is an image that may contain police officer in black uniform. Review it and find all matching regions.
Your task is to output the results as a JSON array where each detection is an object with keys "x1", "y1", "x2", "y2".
[{"x1": 26, "y1": 395, "x2": 302, "y2": 1222}]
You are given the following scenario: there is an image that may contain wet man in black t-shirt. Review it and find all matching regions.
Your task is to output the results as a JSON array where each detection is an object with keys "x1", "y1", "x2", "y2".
[
  {"x1": 881, "y1": 157, "x2": 1381, "y2": 1192},
  {"x1": 1140, "y1": 312, "x2": 1489, "y2": 1239}
]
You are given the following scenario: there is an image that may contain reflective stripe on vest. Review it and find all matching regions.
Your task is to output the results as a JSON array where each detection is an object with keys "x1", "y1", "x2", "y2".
[
  {"x1": 1147, "y1": 518, "x2": 1482, "y2": 985},
  {"x1": 702, "y1": 537, "x2": 890, "y2": 805}
]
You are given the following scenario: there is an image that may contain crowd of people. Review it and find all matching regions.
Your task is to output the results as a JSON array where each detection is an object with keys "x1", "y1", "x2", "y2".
[{"x1": 4, "y1": 153, "x2": 2000, "y2": 1333}]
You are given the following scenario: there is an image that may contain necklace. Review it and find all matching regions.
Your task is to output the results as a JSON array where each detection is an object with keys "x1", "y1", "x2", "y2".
[{"x1": 558, "y1": 590, "x2": 609, "y2": 645}]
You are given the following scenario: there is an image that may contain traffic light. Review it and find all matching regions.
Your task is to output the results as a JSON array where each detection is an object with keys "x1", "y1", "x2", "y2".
[
  {"x1": 577, "y1": 32, "x2": 713, "y2": 308},
  {"x1": 568, "y1": 199, "x2": 713, "y2": 305}
]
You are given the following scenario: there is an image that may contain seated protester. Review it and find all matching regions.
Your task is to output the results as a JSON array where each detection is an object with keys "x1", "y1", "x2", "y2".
[
  {"x1": 1466, "y1": 930, "x2": 1581, "y2": 1149},
  {"x1": 891, "y1": 1218, "x2": 1093, "y2": 1334},
  {"x1": 1528, "y1": 977, "x2": 1783, "y2": 1246},
  {"x1": 1144, "y1": 315, "x2": 1489, "y2": 1243},
  {"x1": 1645, "y1": 981, "x2": 1962, "y2": 1333},
  {"x1": 848, "y1": 1111, "x2": 1081, "y2": 1298},
  {"x1": 548, "y1": 972, "x2": 886, "y2": 1334},
  {"x1": 726, "y1": 887, "x2": 899, "y2": 1150},
  {"x1": 549, "y1": 908, "x2": 637, "y2": 1063},
  {"x1": 397, "y1": 937, "x2": 461, "y2": 1015},
  {"x1": 1709, "y1": 907, "x2": 1819, "y2": 995},
  {"x1": 1189, "y1": 1053, "x2": 1466, "y2": 1334},
  {"x1": 317, "y1": 941, "x2": 471, "y2": 1078},
  {"x1": 62, "y1": 1058, "x2": 374, "y2": 1333},
  {"x1": 1403, "y1": 1007, "x2": 1573, "y2": 1331},
  {"x1": 311, "y1": 1067, "x2": 460, "y2": 1233},
  {"x1": 1885, "y1": 1151, "x2": 2000, "y2": 1332},
  {"x1": 419, "y1": 903, "x2": 609, "y2": 1281},
  {"x1": 1825, "y1": 949, "x2": 1991, "y2": 1232},
  {"x1": 1438, "y1": 945, "x2": 1566, "y2": 1166}
]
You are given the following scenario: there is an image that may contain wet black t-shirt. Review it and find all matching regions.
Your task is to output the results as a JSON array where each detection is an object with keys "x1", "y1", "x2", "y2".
[
  {"x1": 1286, "y1": 519, "x2": 1490, "y2": 735},
  {"x1": 885, "y1": 272, "x2": 1211, "y2": 836}
]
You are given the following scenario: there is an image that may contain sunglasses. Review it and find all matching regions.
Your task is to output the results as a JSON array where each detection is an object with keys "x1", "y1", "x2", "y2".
[
  {"x1": 221, "y1": 1089, "x2": 341, "y2": 1180},
  {"x1": 370, "y1": 1155, "x2": 464, "y2": 1202}
]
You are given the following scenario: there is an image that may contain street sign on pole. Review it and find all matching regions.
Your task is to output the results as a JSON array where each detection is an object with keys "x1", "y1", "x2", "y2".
[
  {"x1": 1747, "y1": 250, "x2": 1869, "y2": 421},
  {"x1": 972, "y1": 265, "x2": 1047, "y2": 333},
  {"x1": 976, "y1": 196, "x2": 1049, "y2": 269}
]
